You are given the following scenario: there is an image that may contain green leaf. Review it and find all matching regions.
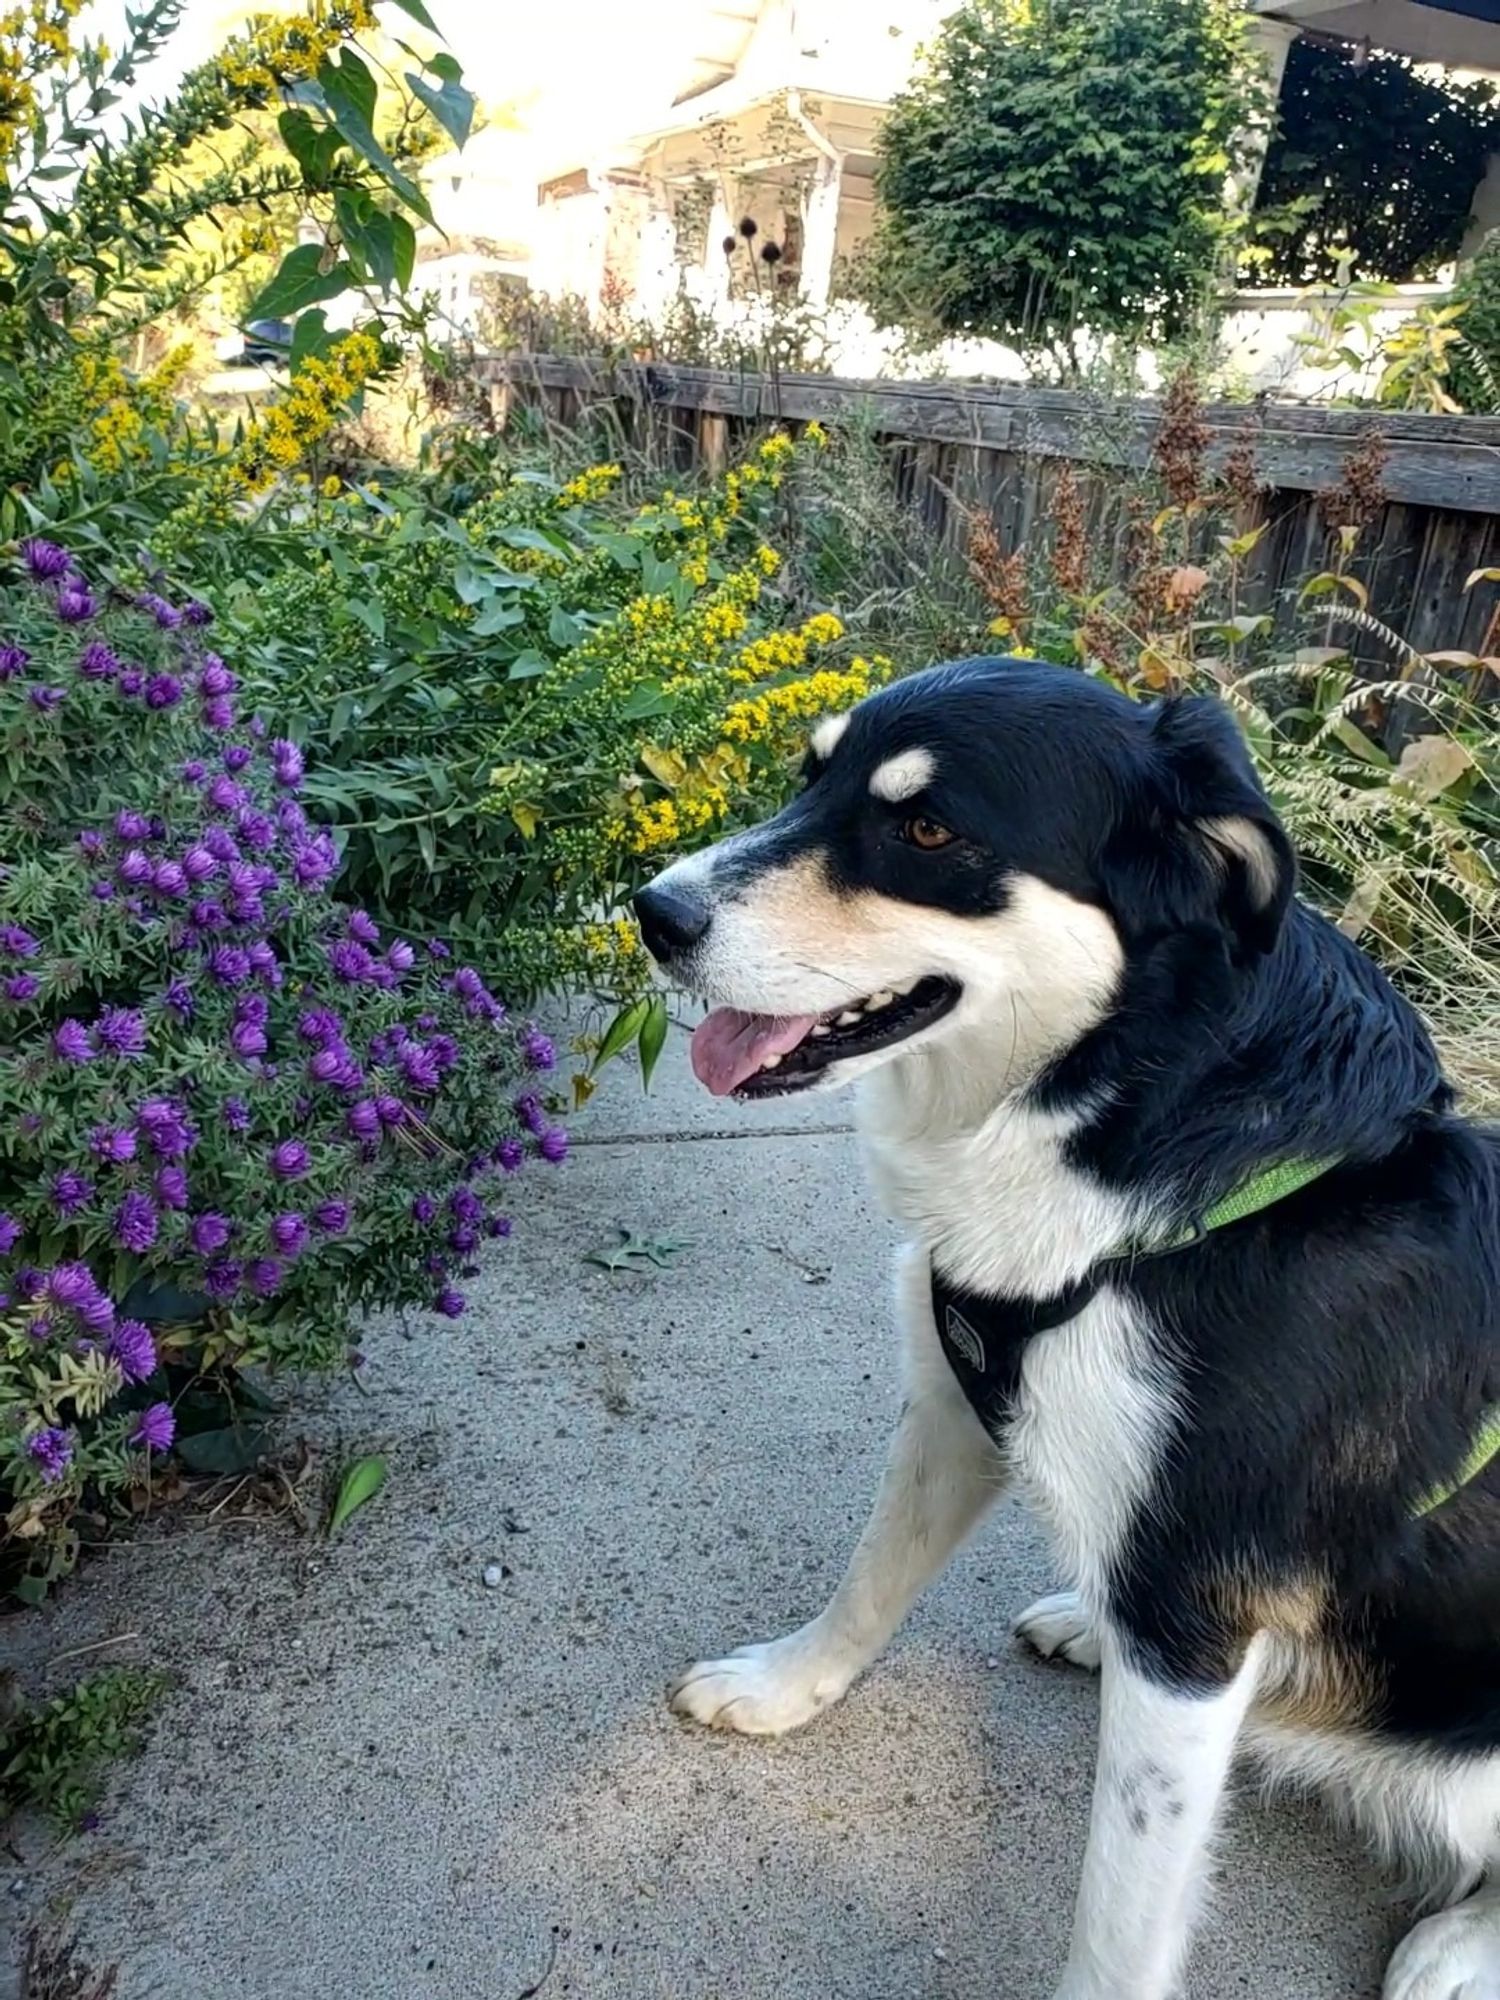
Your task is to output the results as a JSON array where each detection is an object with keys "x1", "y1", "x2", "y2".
[
  {"x1": 318, "y1": 51, "x2": 434, "y2": 225},
  {"x1": 390, "y1": 210, "x2": 416, "y2": 290},
  {"x1": 328, "y1": 1454, "x2": 387, "y2": 1536},
  {"x1": 348, "y1": 598, "x2": 386, "y2": 640},
  {"x1": 593, "y1": 997, "x2": 649, "y2": 1071},
  {"x1": 619, "y1": 682, "x2": 674, "y2": 721},
  {"x1": 506, "y1": 649, "x2": 549, "y2": 680},
  {"x1": 277, "y1": 107, "x2": 344, "y2": 183},
  {"x1": 548, "y1": 606, "x2": 583, "y2": 650},
  {"x1": 584, "y1": 1227, "x2": 692, "y2": 1272},
  {"x1": 244, "y1": 243, "x2": 355, "y2": 322},
  {"x1": 385, "y1": 0, "x2": 440, "y2": 27},
  {"x1": 404, "y1": 69, "x2": 475, "y2": 149},
  {"x1": 638, "y1": 993, "x2": 669, "y2": 1090},
  {"x1": 290, "y1": 307, "x2": 334, "y2": 369},
  {"x1": 472, "y1": 598, "x2": 525, "y2": 636},
  {"x1": 335, "y1": 190, "x2": 400, "y2": 293}
]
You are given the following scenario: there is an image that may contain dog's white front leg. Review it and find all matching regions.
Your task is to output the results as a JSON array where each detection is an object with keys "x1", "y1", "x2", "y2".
[
  {"x1": 670, "y1": 1246, "x2": 1005, "y2": 1736},
  {"x1": 1052, "y1": 1632, "x2": 1265, "y2": 2000}
]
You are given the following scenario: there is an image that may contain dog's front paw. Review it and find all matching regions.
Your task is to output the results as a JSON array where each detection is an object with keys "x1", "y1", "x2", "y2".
[
  {"x1": 668, "y1": 1631, "x2": 848, "y2": 1736},
  {"x1": 1013, "y1": 1590, "x2": 1102, "y2": 1671}
]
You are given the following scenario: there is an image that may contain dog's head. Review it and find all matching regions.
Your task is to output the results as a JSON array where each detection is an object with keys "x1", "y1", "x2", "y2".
[{"x1": 633, "y1": 658, "x2": 1294, "y2": 1102}]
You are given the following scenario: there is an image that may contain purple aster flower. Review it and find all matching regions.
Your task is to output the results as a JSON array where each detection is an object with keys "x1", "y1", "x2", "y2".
[
  {"x1": 269, "y1": 1139, "x2": 309, "y2": 1180},
  {"x1": 54, "y1": 1019, "x2": 93, "y2": 1062},
  {"x1": 56, "y1": 583, "x2": 95, "y2": 623},
  {"x1": 199, "y1": 657, "x2": 236, "y2": 697},
  {"x1": 293, "y1": 842, "x2": 335, "y2": 890},
  {"x1": 21, "y1": 537, "x2": 69, "y2": 579},
  {"x1": 346, "y1": 910, "x2": 380, "y2": 946},
  {"x1": 237, "y1": 811, "x2": 277, "y2": 853},
  {"x1": 271, "y1": 738, "x2": 304, "y2": 788},
  {"x1": 145, "y1": 672, "x2": 183, "y2": 709},
  {"x1": 222, "y1": 1097, "x2": 251, "y2": 1134},
  {"x1": 90, "y1": 1124, "x2": 136, "y2": 1164},
  {"x1": 0, "y1": 1212, "x2": 22, "y2": 1254},
  {"x1": 95, "y1": 1006, "x2": 147, "y2": 1056},
  {"x1": 117, "y1": 848, "x2": 152, "y2": 888},
  {"x1": 14, "y1": 1265, "x2": 44, "y2": 1301},
  {"x1": 163, "y1": 978, "x2": 195, "y2": 1021},
  {"x1": 109, "y1": 1318, "x2": 157, "y2": 1384},
  {"x1": 152, "y1": 860, "x2": 187, "y2": 898},
  {"x1": 189, "y1": 899, "x2": 228, "y2": 933},
  {"x1": 202, "y1": 695, "x2": 235, "y2": 730},
  {"x1": 296, "y1": 1007, "x2": 340, "y2": 1046},
  {"x1": 181, "y1": 760, "x2": 207, "y2": 786},
  {"x1": 131, "y1": 1402, "x2": 175, "y2": 1452},
  {"x1": 411, "y1": 1194, "x2": 437, "y2": 1226},
  {"x1": 146, "y1": 594, "x2": 182, "y2": 630},
  {"x1": 427, "y1": 938, "x2": 451, "y2": 960},
  {"x1": 203, "y1": 825, "x2": 240, "y2": 863},
  {"x1": 313, "y1": 1199, "x2": 349, "y2": 1235},
  {"x1": 44, "y1": 1263, "x2": 97, "y2": 1312},
  {"x1": 27, "y1": 1427, "x2": 74, "y2": 1482},
  {"x1": 429, "y1": 1034, "x2": 459, "y2": 1074},
  {"x1": 277, "y1": 800, "x2": 308, "y2": 837},
  {"x1": 494, "y1": 1138, "x2": 525, "y2": 1174},
  {"x1": 246, "y1": 1257, "x2": 282, "y2": 1297},
  {"x1": 374, "y1": 1094, "x2": 404, "y2": 1128},
  {"x1": 5, "y1": 972, "x2": 40, "y2": 1002},
  {"x1": 206, "y1": 774, "x2": 247, "y2": 815},
  {"x1": 0, "y1": 643, "x2": 30, "y2": 679},
  {"x1": 202, "y1": 1257, "x2": 242, "y2": 1299},
  {"x1": 0, "y1": 924, "x2": 39, "y2": 958},
  {"x1": 183, "y1": 599, "x2": 213, "y2": 628},
  {"x1": 29, "y1": 684, "x2": 65, "y2": 711},
  {"x1": 222, "y1": 745, "x2": 253, "y2": 775},
  {"x1": 155, "y1": 1166, "x2": 189, "y2": 1211},
  {"x1": 449, "y1": 1224, "x2": 479, "y2": 1255},
  {"x1": 79, "y1": 642, "x2": 120, "y2": 680},
  {"x1": 189, "y1": 1211, "x2": 232, "y2": 1255},
  {"x1": 514, "y1": 1091, "x2": 546, "y2": 1136},
  {"x1": 522, "y1": 1028, "x2": 556, "y2": 1072},
  {"x1": 538, "y1": 1127, "x2": 569, "y2": 1165},
  {"x1": 114, "y1": 1191, "x2": 158, "y2": 1253},
  {"x1": 118, "y1": 668, "x2": 144, "y2": 697},
  {"x1": 77, "y1": 830, "x2": 106, "y2": 861},
  {"x1": 270, "y1": 1212, "x2": 307, "y2": 1257},
  {"x1": 488, "y1": 1213, "x2": 513, "y2": 1240},
  {"x1": 208, "y1": 944, "x2": 251, "y2": 988},
  {"x1": 399, "y1": 1044, "x2": 442, "y2": 1093},
  {"x1": 386, "y1": 940, "x2": 415, "y2": 976},
  {"x1": 452, "y1": 967, "x2": 484, "y2": 1001},
  {"x1": 434, "y1": 1286, "x2": 466, "y2": 1319},
  {"x1": 345, "y1": 1100, "x2": 381, "y2": 1143},
  {"x1": 451, "y1": 1188, "x2": 483, "y2": 1226},
  {"x1": 235, "y1": 992, "x2": 269, "y2": 1028},
  {"x1": 182, "y1": 845, "x2": 217, "y2": 885},
  {"x1": 231, "y1": 1019, "x2": 267, "y2": 1060},
  {"x1": 305, "y1": 1044, "x2": 348, "y2": 1087},
  {"x1": 51, "y1": 1170, "x2": 93, "y2": 1217},
  {"x1": 329, "y1": 940, "x2": 373, "y2": 983},
  {"x1": 76, "y1": 1288, "x2": 114, "y2": 1335}
]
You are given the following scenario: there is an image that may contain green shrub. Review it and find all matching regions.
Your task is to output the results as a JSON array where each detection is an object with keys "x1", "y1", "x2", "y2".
[
  {"x1": 0, "y1": 544, "x2": 564, "y2": 1599},
  {"x1": 1449, "y1": 230, "x2": 1500, "y2": 414}
]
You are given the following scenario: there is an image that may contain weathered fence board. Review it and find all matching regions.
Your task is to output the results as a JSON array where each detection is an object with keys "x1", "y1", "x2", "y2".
[{"x1": 479, "y1": 354, "x2": 1500, "y2": 651}]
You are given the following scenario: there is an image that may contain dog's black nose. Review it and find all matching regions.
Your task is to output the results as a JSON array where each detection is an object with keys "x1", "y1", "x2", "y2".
[{"x1": 633, "y1": 882, "x2": 711, "y2": 962}]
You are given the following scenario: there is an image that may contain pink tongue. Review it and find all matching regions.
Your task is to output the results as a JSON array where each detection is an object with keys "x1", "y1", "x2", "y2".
[{"x1": 690, "y1": 1008, "x2": 819, "y2": 1097}]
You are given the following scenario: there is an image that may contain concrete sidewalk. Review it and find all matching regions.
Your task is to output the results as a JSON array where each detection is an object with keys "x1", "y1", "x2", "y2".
[{"x1": 8, "y1": 1020, "x2": 1394, "y2": 1999}]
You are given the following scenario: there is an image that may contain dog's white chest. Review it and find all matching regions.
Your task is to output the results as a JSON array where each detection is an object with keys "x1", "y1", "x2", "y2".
[{"x1": 1008, "y1": 1290, "x2": 1179, "y2": 1604}]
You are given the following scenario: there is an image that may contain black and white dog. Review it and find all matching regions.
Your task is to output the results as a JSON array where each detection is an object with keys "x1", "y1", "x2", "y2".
[{"x1": 632, "y1": 657, "x2": 1500, "y2": 2000}]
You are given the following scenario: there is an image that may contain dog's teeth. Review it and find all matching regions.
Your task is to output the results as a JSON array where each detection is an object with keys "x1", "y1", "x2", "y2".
[
  {"x1": 866, "y1": 989, "x2": 896, "y2": 1010},
  {"x1": 889, "y1": 976, "x2": 917, "y2": 995},
  {"x1": 761, "y1": 1053, "x2": 783, "y2": 1069},
  {"x1": 810, "y1": 1023, "x2": 832, "y2": 1038},
  {"x1": 837, "y1": 1010, "x2": 863, "y2": 1027}
]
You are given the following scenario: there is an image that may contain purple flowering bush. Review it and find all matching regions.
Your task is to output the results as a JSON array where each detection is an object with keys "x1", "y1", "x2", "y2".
[{"x1": 1, "y1": 543, "x2": 566, "y2": 1600}]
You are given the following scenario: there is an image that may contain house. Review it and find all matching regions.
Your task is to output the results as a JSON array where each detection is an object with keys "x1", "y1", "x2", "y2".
[{"x1": 519, "y1": 0, "x2": 1499, "y2": 386}]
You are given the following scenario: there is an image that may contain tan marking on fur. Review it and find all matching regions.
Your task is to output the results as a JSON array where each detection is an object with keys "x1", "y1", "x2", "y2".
[
  {"x1": 1216, "y1": 1570, "x2": 1375, "y2": 1734},
  {"x1": 1200, "y1": 814, "x2": 1281, "y2": 909}
]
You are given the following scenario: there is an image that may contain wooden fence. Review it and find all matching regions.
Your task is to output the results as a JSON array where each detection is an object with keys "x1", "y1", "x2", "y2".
[{"x1": 477, "y1": 353, "x2": 1500, "y2": 658}]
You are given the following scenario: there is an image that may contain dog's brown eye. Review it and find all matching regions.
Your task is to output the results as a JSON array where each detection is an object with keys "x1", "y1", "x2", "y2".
[{"x1": 903, "y1": 816, "x2": 955, "y2": 851}]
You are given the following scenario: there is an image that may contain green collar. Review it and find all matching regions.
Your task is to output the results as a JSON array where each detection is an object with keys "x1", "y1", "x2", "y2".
[{"x1": 1129, "y1": 1151, "x2": 1497, "y2": 1521}]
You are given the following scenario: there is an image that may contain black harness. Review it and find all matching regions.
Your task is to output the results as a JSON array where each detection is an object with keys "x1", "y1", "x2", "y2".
[{"x1": 932, "y1": 1265, "x2": 1108, "y2": 1437}]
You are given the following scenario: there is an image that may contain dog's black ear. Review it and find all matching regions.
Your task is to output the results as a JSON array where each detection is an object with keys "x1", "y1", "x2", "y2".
[{"x1": 1103, "y1": 695, "x2": 1295, "y2": 960}]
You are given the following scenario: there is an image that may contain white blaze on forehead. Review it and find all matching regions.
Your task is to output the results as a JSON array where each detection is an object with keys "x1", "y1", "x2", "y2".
[
  {"x1": 868, "y1": 747, "x2": 936, "y2": 803},
  {"x1": 809, "y1": 712, "x2": 850, "y2": 761}
]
